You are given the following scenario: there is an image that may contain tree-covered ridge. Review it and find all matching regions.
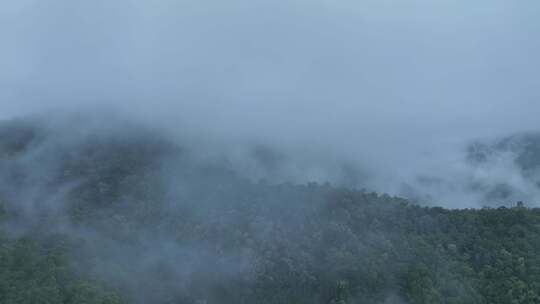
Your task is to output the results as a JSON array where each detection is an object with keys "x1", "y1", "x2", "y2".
[
  {"x1": 1, "y1": 117, "x2": 540, "y2": 304},
  {"x1": 0, "y1": 234, "x2": 122, "y2": 304}
]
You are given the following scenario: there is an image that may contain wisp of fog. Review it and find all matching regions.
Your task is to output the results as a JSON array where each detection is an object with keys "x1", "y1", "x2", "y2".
[
  {"x1": 2, "y1": 0, "x2": 540, "y2": 207},
  {"x1": 2, "y1": 2, "x2": 540, "y2": 303}
]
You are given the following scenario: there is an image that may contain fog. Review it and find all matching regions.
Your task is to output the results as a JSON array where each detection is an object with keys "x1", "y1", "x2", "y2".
[
  {"x1": 2, "y1": 0, "x2": 540, "y2": 207},
  {"x1": 2, "y1": 2, "x2": 540, "y2": 302}
]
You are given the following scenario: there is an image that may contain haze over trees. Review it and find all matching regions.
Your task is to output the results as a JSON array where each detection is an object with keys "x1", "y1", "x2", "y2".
[
  {"x1": 1, "y1": 115, "x2": 540, "y2": 304},
  {"x1": 2, "y1": 0, "x2": 540, "y2": 302}
]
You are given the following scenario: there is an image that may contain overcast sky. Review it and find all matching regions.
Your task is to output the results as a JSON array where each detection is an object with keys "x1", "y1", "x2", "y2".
[
  {"x1": 1, "y1": 0, "x2": 540, "y2": 205},
  {"x1": 2, "y1": 0, "x2": 539, "y2": 129}
]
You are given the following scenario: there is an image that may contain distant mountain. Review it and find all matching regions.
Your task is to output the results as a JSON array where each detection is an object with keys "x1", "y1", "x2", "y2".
[
  {"x1": 468, "y1": 132, "x2": 540, "y2": 174},
  {"x1": 465, "y1": 132, "x2": 540, "y2": 204}
]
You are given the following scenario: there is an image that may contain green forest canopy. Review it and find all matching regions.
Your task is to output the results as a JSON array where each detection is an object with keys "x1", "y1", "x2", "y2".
[{"x1": 0, "y1": 118, "x2": 539, "y2": 304}]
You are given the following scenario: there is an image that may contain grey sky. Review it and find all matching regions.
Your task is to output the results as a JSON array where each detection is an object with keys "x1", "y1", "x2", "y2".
[
  {"x1": 2, "y1": 0, "x2": 539, "y2": 127},
  {"x1": 1, "y1": 0, "x2": 540, "y2": 205}
]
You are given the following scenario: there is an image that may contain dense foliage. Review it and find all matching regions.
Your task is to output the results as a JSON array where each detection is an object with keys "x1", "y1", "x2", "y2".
[{"x1": 1, "y1": 117, "x2": 540, "y2": 304}]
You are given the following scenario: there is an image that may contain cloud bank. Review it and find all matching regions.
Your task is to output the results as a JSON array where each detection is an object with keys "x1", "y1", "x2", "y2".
[{"x1": 2, "y1": 0, "x2": 540, "y2": 207}]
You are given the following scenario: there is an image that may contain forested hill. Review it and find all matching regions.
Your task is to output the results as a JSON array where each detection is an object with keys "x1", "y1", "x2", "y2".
[{"x1": 1, "y1": 117, "x2": 540, "y2": 304}]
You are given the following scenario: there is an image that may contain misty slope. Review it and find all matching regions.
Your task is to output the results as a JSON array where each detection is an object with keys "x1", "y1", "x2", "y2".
[
  {"x1": 1, "y1": 116, "x2": 540, "y2": 304},
  {"x1": 465, "y1": 133, "x2": 540, "y2": 205}
]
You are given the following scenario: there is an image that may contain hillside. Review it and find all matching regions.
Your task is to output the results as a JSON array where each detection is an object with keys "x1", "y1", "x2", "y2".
[{"x1": 1, "y1": 117, "x2": 540, "y2": 304}]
